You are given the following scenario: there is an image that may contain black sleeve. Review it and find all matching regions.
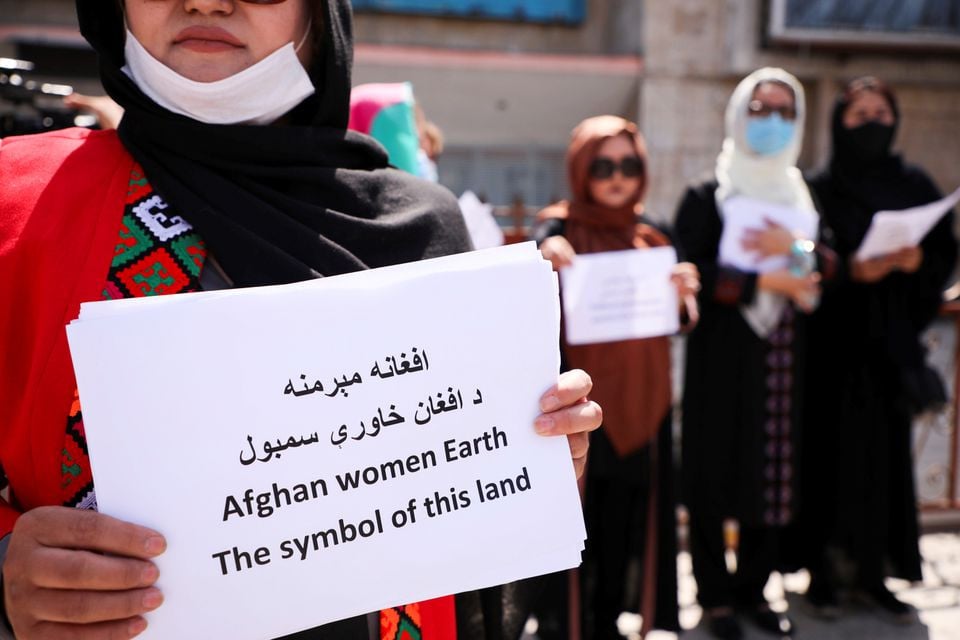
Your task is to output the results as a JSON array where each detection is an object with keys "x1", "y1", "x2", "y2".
[
  {"x1": 673, "y1": 183, "x2": 758, "y2": 307},
  {"x1": 908, "y1": 169, "x2": 959, "y2": 331},
  {"x1": 805, "y1": 177, "x2": 847, "y2": 287},
  {"x1": 813, "y1": 217, "x2": 848, "y2": 290},
  {"x1": 531, "y1": 218, "x2": 565, "y2": 247}
]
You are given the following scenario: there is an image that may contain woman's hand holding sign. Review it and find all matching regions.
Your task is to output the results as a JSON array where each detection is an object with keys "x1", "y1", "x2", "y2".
[
  {"x1": 536, "y1": 369, "x2": 602, "y2": 479},
  {"x1": 3, "y1": 507, "x2": 166, "y2": 639}
]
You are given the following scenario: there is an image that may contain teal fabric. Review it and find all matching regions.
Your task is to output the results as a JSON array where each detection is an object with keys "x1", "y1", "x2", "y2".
[{"x1": 370, "y1": 101, "x2": 420, "y2": 175}]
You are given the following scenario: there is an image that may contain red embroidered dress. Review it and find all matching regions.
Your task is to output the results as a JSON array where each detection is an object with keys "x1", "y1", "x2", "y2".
[{"x1": 60, "y1": 164, "x2": 207, "y2": 509}]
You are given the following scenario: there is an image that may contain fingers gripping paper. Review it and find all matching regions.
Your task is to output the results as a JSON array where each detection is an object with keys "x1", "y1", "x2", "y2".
[{"x1": 66, "y1": 243, "x2": 585, "y2": 640}]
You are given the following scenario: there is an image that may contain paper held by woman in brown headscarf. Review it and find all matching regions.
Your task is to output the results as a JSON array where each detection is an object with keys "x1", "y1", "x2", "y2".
[{"x1": 539, "y1": 116, "x2": 674, "y2": 458}]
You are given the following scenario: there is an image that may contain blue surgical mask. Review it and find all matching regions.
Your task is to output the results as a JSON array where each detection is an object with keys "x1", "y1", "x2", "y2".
[{"x1": 745, "y1": 113, "x2": 796, "y2": 156}]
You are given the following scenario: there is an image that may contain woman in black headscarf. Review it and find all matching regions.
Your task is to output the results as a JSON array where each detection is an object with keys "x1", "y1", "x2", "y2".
[
  {"x1": 798, "y1": 76, "x2": 958, "y2": 622},
  {"x1": 0, "y1": 2, "x2": 601, "y2": 638}
]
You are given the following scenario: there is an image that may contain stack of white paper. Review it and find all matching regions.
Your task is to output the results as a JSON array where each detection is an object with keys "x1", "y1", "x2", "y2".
[{"x1": 66, "y1": 242, "x2": 585, "y2": 640}]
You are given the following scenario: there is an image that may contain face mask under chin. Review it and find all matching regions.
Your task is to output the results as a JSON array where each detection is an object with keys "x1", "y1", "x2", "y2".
[{"x1": 121, "y1": 29, "x2": 316, "y2": 125}]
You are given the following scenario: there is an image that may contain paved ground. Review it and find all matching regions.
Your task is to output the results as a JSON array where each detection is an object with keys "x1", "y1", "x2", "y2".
[
  {"x1": 526, "y1": 530, "x2": 960, "y2": 639},
  {"x1": 649, "y1": 531, "x2": 960, "y2": 640}
]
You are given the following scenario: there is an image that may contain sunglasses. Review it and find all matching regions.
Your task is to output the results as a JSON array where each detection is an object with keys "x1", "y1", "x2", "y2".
[
  {"x1": 588, "y1": 156, "x2": 644, "y2": 180},
  {"x1": 748, "y1": 100, "x2": 797, "y2": 120}
]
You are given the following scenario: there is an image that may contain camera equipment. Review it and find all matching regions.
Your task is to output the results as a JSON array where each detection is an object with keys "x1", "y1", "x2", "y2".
[{"x1": 0, "y1": 57, "x2": 95, "y2": 138}]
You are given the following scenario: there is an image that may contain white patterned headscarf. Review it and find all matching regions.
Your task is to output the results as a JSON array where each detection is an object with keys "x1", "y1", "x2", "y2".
[{"x1": 715, "y1": 67, "x2": 818, "y2": 337}]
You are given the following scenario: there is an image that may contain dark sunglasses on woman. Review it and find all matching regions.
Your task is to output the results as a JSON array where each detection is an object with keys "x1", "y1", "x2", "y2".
[{"x1": 588, "y1": 156, "x2": 644, "y2": 180}]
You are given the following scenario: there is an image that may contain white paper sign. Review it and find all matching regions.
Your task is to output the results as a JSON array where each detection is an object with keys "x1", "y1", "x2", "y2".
[
  {"x1": 718, "y1": 196, "x2": 820, "y2": 273},
  {"x1": 66, "y1": 244, "x2": 585, "y2": 640},
  {"x1": 559, "y1": 246, "x2": 679, "y2": 345},
  {"x1": 458, "y1": 190, "x2": 505, "y2": 250},
  {"x1": 855, "y1": 186, "x2": 960, "y2": 260}
]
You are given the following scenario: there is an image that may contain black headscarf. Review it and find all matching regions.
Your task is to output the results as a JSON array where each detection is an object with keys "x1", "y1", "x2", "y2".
[
  {"x1": 826, "y1": 86, "x2": 904, "y2": 224},
  {"x1": 76, "y1": 0, "x2": 469, "y2": 287},
  {"x1": 820, "y1": 84, "x2": 949, "y2": 255}
]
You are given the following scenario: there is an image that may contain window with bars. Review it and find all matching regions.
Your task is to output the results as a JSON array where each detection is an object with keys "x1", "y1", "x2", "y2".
[
  {"x1": 768, "y1": 0, "x2": 960, "y2": 50},
  {"x1": 438, "y1": 146, "x2": 567, "y2": 209}
]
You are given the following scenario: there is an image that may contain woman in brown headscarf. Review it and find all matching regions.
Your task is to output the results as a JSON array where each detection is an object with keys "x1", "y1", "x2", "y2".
[{"x1": 532, "y1": 116, "x2": 699, "y2": 639}]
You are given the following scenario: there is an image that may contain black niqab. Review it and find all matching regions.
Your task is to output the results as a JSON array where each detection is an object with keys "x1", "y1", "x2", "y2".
[
  {"x1": 819, "y1": 93, "x2": 953, "y2": 270},
  {"x1": 76, "y1": 0, "x2": 469, "y2": 287},
  {"x1": 824, "y1": 91, "x2": 904, "y2": 238}
]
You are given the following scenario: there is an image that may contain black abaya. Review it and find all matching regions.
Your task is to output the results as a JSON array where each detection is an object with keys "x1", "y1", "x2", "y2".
[
  {"x1": 675, "y1": 179, "x2": 811, "y2": 608},
  {"x1": 800, "y1": 157, "x2": 957, "y2": 585}
]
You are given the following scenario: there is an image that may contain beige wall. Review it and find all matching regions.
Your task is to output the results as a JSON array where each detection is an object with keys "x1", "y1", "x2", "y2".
[
  {"x1": 0, "y1": 0, "x2": 76, "y2": 27},
  {"x1": 352, "y1": 0, "x2": 643, "y2": 154},
  {"x1": 353, "y1": 55, "x2": 639, "y2": 149}
]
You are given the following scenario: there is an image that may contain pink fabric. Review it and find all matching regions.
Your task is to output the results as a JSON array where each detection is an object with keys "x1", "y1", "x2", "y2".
[{"x1": 348, "y1": 82, "x2": 411, "y2": 134}]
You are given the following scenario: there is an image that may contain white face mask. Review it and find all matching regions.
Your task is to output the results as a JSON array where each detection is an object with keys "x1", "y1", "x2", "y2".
[{"x1": 121, "y1": 26, "x2": 316, "y2": 125}]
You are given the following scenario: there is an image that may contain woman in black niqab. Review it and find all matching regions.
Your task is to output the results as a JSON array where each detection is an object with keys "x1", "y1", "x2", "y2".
[
  {"x1": 77, "y1": 0, "x2": 471, "y2": 287},
  {"x1": 797, "y1": 76, "x2": 958, "y2": 620}
]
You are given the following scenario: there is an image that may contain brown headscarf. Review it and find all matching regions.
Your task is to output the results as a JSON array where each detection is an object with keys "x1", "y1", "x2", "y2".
[{"x1": 539, "y1": 116, "x2": 673, "y2": 457}]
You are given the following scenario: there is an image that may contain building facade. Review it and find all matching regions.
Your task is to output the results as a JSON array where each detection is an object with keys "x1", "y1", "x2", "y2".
[
  {"x1": 1, "y1": 0, "x2": 959, "y2": 217},
  {"x1": 641, "y1": 0, "x2": 960, "y2": 223}
]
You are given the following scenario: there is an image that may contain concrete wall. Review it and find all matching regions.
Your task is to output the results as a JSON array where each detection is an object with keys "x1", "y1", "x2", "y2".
[
  {"x1": 353, "y1": 50, "x2": 640, "y2": 148},
  {"x1": 0, "y1": 0, "x2": 77, "y2": 27},
  {"x1": 351, "y1": 0, "x2": 644, "y2": 203},
  {"x1": 351, "y1": 46, "x2": 642, "y2": 204}
]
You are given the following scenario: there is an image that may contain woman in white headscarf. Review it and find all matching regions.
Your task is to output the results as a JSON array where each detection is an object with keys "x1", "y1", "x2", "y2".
[{"x1": 674, "y1": 68, "x2": 839, "y2": 640}]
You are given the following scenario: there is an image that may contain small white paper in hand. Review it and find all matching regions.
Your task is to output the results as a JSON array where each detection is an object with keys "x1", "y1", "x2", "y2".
[
  {"x1": 458, "y1": 190, "x2": 504, "y2": 250},
  {"x1": 560, "y1": 246, "x2": 679, "y2": 345},
  {"x1": 855, "y1": 186, "x2": 960, "y2": 261},
  {"x1": 718, "y1": 196, "x2": 819, "y2": 273}
]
